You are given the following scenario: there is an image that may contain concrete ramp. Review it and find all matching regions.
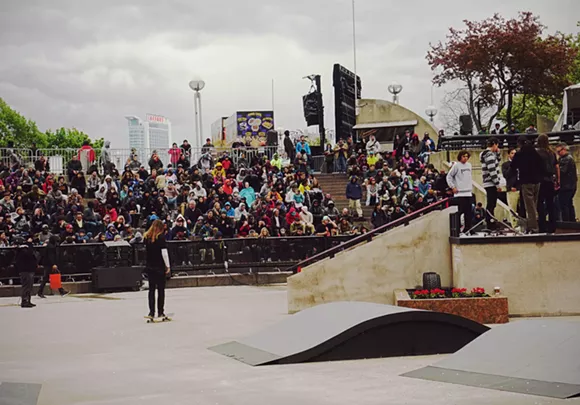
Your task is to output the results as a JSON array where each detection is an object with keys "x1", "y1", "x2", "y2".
[
  {"x1": 404, "y1": 320, "x2": 580, "y2": 398},
  {"x1": 209, "y1": 302, "x2": 488, "y2": 366}
]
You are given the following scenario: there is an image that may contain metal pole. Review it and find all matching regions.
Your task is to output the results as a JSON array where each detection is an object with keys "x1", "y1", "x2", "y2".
[
  {"x1": 198, "y1": 91, "x2": 204, "y2": 145},
  {"x1": 352, "y1": 0, "x2": 358, "y2": 108},
  {"x1": 271, "y1": 78, "x2": 275, "y2": 113},
  {"x1": 315, "y1": 75, "x2": 325, "y2": 147},
  {"x1": 194, "y1": 92, "x2": 199, "y2": 148}
]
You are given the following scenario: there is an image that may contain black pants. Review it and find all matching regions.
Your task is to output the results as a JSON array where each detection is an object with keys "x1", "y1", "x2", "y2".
[
  {"x1": 19, "y1": 272, "x2": 34, "y2": 305},
  {"x1": 484, "y1": 186, "x2": 498, "y2": 225},
  {"x1": 559, "y1": 189, "x2": 577, "y2": 222},
  {"x1": 148, "y1": 270, "x2": 166, "y2": 316},
  {"x1": 538, "y1": 181, "x2": 557, "y2": 233},
  {"x1": 456, "y1": 196, "x2": 473, "y2": 232}
]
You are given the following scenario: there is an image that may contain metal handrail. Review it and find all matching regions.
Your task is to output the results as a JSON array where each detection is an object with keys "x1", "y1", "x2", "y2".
[
  {"x1": 286, "y1": 197, "x2": 451, "y2": 273},
  {"x1": 439, "y1": 130, "x2": 580, "y2": 151}
]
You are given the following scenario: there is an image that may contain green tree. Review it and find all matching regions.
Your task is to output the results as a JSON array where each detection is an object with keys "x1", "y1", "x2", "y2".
[
  {"x1": 497, "y1": 23, "x2": 580, "y2": 131},
  {"x1": 45, "y1": 127, "x2": 104, "y2": 150},
  {"x1": 566, "y1": 22, "x2": 580, "y2": 84},
  {"x1": 428, "y1": 13, "x2": 578, "y2": 131},
  {"x1": 0, "y1": 97, "x2": 44, "y2": 147},
  {"x1": 0, "y1": 97, "x2": 104, "y2": 150},
  {"x1": 497, "y1": 95, "x2": 561, "y2": 131}
]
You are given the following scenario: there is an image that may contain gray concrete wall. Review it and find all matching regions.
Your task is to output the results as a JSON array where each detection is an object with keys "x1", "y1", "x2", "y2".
[
  {"x1": 287, "y1": 208, "x2": 456, "y2": 313},
  {"x1": 0, "y1": 273, "x2": 291, "y2": 298},
  {"x1": 452, "y1": 241, "x2": 580, "y2": 316}
]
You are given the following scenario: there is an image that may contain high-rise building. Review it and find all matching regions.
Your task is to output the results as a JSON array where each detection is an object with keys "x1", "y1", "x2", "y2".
[{"x1": 125, "y1": 114, "x2": 172, "y2": 151}]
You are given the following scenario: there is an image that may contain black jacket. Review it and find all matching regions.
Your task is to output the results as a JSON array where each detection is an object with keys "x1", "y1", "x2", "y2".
[
  {"x1": 501, "y1": 160, "x2": 518, "y2": 189},
  {"x1": 559, "y1": 154, "x2": 578, "y2": 191},
  {"x1": 15, "y1": 246, "x2": 38, "y2": 273},
  {"x1": 510, "y1": 145, "x2": 544, "y2": 185}
]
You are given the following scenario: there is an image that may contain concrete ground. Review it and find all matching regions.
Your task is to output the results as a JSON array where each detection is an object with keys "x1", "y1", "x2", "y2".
[{"x1": 0, "y1": 286, "x2": 577, "y2": 405}]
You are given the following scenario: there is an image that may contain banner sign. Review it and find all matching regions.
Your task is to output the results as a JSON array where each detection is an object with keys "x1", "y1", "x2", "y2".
[{"x1": 236, "y1": 111, "x2": 275, "y2": 146}]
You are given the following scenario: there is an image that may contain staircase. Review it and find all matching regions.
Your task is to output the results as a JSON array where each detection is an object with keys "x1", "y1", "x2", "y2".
[{"x1": 316, "y1": 173, "x2": 374, "y2": 219}]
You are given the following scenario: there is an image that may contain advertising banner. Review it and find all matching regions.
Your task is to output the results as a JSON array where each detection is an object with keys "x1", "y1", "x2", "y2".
[{"x1": 236, "y1": 111, "x2": 275, "y2": 147}]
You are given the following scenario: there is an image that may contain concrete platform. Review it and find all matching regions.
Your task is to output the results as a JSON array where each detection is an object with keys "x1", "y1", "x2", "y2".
[{"x1": 0, "y1": 286, "x2": 578, "y2": 405}]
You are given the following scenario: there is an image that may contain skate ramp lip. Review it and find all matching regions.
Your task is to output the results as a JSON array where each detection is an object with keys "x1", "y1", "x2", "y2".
[
  {"x1": 209, "y1": 301, "x2": 489, "y2": 366},
  {"x1": 404, "y1": 319, "x2": 580, "y2": 398}
]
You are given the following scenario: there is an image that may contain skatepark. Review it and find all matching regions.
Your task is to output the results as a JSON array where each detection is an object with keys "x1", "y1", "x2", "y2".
[{"x1": 1, "y1": 285, "x2": 579, "y2": 405}]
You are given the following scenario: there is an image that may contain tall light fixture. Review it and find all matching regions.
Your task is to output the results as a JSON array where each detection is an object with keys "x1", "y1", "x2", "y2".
[
  {"x1": 352, "y1": 0, "x2": 359, "y2": 115},
  {"x1": 188, "y1": 79, "x2": 206, "y2": 148},
  {"x1": 388, "y1": 82, "x2": 403, "y2": 104},
  {"x1": 425, "y1": 106, "x2": 438, "y2": 123},
  {"x1": 425, "y1": 83, "x2": 437, "y2": 123}
]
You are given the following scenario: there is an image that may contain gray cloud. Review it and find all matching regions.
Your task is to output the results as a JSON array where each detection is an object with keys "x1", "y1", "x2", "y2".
[{"x1": 0, "y1": 0, "x2": 578, "y2": 148}]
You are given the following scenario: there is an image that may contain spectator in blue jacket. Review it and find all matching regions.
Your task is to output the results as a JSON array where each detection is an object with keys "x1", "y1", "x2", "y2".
[
  {"x1": 295, "y1": 137, "x2": 311, "y2": 156},
  {"x1": 345, "y1": 176, "x2": 363, "y2": 218}
]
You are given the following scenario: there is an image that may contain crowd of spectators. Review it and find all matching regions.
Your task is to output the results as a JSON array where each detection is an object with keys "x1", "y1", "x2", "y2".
[
  {"x1": 0, "y1": 134, "x2": 399, "y2": 249},
  {"x1": 323, "y1": 130, "x2": 446, "y2": 229}
]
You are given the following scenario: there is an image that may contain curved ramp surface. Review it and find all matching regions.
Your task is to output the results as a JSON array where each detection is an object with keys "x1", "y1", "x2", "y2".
[
  {"x1": 404, "y1": 319, "x2": 580, "y2": 398},
  {"x1": 209, "y1": 301, "x2": 488, "y2": 366}
]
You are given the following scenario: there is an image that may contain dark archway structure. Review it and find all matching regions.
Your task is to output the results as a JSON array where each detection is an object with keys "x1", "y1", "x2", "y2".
[{"x1": 209, "y1": 302, "x2": 489, "y2": 366}]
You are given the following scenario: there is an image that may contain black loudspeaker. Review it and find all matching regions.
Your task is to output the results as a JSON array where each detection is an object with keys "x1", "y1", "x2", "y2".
[
  {"x1": 104, "y1": 241, "x2": 133, "y2": 267},
  {"x1": 459, "y1": 115, "x2": 473, "y2": 135},
  {"x1": 303, "y1": 92, "x2": 320, "y2": 126},
  {"x1": 92, "y1": 266, "x2": 143, "y2": 292}
]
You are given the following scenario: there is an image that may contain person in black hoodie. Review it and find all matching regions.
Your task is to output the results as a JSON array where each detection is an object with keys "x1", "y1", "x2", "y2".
[
  {"x1": 14, "y1": 238, "x2": 39, "y2": 308},
  {"x1": 37, "y1": 235, "x2": 69, "y2": 298},
  {"x1": 535, "y1": 134, "x2": 559, "y2": 233},
  {"x1": 510, "y1": 136, "x2": 545, "y2": 233}
]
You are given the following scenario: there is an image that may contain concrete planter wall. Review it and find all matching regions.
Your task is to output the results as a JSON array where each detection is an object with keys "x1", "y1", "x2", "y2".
[{"x1": 394, "y1": 289, "x2": 509, "y2": 324}]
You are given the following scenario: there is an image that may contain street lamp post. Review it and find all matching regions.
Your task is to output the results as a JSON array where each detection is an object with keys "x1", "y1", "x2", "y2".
[
  {"x1": 188, "y1": 79, "x2": 206, "y2": 149},
  {"x1": 425, "y1": 105, "x2": 438, "y2": 123},
  {"x1": 352, "y1": 0, "x2": 359, "y2": 116},
  {"x1": 388, "y1": 82, "x2": 403, "y2": 104}
]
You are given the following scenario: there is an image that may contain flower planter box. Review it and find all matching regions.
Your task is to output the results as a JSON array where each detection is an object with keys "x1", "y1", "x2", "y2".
[{"x1": 394, "y1": 289, "x2": 509, "y2": 324}]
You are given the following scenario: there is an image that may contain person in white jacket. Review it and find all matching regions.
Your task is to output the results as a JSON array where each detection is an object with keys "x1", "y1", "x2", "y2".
[
  {"x1": 299, "y1": 206, "x2": 313, "y2": 224},
  {"x1": 446, "y1": 150, "x2": 474, "y2": 234},
  {"x1": 366, "y1": 135, "x2": 381, "y2": 155}
]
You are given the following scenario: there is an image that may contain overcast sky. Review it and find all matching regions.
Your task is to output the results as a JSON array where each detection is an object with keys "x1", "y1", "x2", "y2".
[{"x1": 1, "y1": 0, "x2": 578, "y2": 148}]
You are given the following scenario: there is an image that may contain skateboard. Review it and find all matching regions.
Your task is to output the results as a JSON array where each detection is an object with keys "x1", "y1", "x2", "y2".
[
  {"x1": 463, "y1": 219, "x2": 486, "y2": 235},
  {"x1": 144, "y1": 313, "x2": 174, "y2": 323},
  {"x1": 483, "y1": 210, "x2": 520, "y2": 235}
]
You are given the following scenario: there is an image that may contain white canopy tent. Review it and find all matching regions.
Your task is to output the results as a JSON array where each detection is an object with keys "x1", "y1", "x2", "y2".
[{"x1": 553, "y1": 83, "x2": 580, "y2": 131}]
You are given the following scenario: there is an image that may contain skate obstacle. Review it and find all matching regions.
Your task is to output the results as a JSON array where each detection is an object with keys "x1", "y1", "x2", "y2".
[
  {"x1": 209, "y1": 302, "x2": 488, "y2": 366},
  {"x1": 404, "y1": 319, "x2": 580, "y2": 399}
]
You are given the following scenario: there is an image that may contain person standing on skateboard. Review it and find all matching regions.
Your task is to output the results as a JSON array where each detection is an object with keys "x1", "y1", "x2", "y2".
[
  {"x1": 143, "y1": 220, "x2": 171, "y2": 319},
  {"x1": 15, "y1": 238, "x2": 38, "y2": 308}
]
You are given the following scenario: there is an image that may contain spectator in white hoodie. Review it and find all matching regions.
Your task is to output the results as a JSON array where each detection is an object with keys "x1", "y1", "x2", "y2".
[{"x1": 447, "y1": 150, "x2": 474, "y2": 234}]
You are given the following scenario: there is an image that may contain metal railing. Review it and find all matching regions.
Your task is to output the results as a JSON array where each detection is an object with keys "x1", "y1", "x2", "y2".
[
  {"x1": 0, "y1": 145, "x2": 286, "y2": 175},
  {"x1": 439, "y1": 131, "x2": 580, "y2": 151},
  {"x1": 0, "y1": 235, "x2": 355, "y2": 283},
  {"x1": 286, "y1": 198, "x2": 452, "y2": 273}
]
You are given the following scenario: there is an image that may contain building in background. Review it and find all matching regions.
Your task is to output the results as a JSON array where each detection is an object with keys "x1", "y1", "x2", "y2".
[
  {"x1": 125, "y1": 114, "x2": 172, "y2": 151},
  {"x1": 211, "y1": 116, "x2": 228, "y2": 147}
]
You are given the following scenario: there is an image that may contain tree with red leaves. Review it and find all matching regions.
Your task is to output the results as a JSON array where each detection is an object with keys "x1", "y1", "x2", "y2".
[{"x1": 428, "y1": 12, "x2": 578, "y2": 132}]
